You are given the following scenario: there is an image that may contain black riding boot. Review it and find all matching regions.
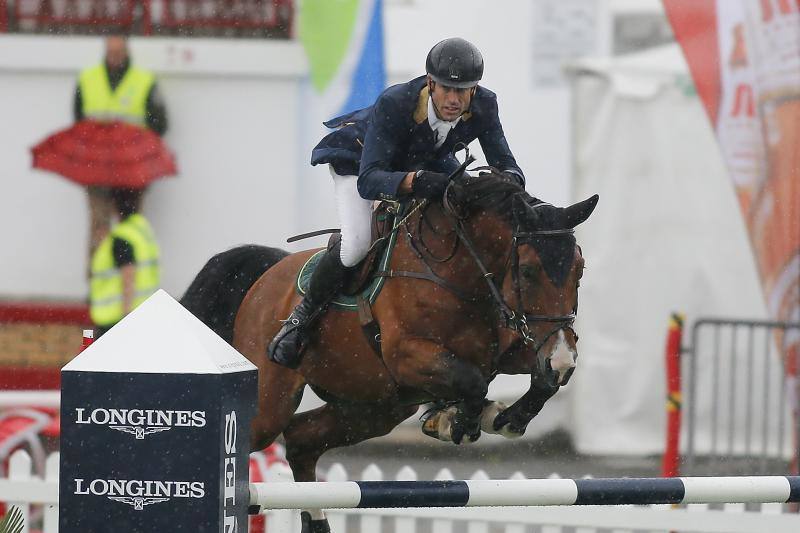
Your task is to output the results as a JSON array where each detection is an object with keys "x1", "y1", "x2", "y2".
[{"x1": 268, "y1": 244, "x2": 348, "y2": 368}]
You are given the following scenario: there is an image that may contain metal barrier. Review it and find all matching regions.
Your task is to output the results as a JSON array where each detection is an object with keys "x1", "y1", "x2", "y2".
[
  {"x1": 2, "y1": 0, "x2": 292, "y2": 37},
  {"x1": 684, "y1": 318, "x2": 800, "y2": 475}
]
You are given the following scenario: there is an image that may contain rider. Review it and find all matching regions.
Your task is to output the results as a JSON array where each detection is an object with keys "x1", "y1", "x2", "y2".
[{"x1": 269, "y1": 37, "x2": 525, "y2": 368}]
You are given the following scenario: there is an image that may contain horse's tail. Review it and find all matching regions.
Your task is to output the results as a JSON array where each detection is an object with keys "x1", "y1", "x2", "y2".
[{"x1": 180, "y1": 245, "x2": 289, "y2": 344}]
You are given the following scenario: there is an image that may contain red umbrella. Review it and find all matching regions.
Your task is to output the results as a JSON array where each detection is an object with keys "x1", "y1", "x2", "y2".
[{"x1": 31, "y1": 120, "x2": 178, "y2": 188}]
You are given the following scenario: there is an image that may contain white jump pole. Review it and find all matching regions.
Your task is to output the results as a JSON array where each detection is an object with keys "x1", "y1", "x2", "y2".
[{"x1": 249, "y1": 476, "x2": 800, "y2": 511}]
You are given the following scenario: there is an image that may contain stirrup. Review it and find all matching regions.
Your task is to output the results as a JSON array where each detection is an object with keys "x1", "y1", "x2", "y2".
[
  {"x1": 280, "y1": 315, "x2": 302, "y2": 327},
  {"x1": 268, "y1": 316, "x2": 309, "y2": 368}
]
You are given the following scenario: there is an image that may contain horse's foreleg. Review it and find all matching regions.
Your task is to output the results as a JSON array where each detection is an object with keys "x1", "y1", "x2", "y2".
[
  {"x1": 488, "y1": 378, "x2": 559, "y2": 437},
  {"x1": 394, "y1": 338, "x2": 488, "y2": 444}
]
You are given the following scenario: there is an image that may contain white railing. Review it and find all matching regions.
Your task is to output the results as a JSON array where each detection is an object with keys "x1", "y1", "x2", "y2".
[
  {"x1": 0, "y1": 392, "x2": 59, "y2": 409},
  {"x1": 1, "y1": 450, "x2": 799, "y2": 533},
  {"x1": 0, "y1": 450, "x2": 58, "y2": 533}
]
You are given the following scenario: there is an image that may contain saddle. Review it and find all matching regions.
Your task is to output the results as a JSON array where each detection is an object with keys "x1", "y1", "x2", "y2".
[{"x1": 295, "y1": 201, "x2": 404, "y2": 354}]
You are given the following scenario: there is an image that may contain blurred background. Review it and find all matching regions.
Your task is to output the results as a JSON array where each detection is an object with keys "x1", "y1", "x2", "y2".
[{"x1": 0, "y1": 0, "x2": 798, "y2": 489}]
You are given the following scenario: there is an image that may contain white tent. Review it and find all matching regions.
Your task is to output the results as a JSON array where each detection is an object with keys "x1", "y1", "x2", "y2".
[{"x1": 565, "y1": 45, "x2": 768, "y2": 454}]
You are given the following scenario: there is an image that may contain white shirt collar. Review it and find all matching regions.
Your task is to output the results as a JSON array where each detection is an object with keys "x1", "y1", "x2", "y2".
[{"x1": 427, "y1": 97, "x2": 461, "y2": 149}]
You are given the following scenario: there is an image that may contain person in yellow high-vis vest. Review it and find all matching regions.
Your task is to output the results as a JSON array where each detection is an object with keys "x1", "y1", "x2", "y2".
[
  {"x1": 90, "y1": 187, "x2": 160, "y2": 338},
  {"x1": 75, "y1": 35, "x2": 168, "y2": 267}
]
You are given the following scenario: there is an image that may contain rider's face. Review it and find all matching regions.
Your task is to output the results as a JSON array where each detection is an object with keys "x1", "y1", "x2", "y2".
[{"x1": 428, "y1": 77, "x2": 474, "y2": 121}]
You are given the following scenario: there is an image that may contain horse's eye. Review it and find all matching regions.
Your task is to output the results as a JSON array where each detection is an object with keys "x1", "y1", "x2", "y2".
[{"x1": 520, "y1": 265, "x2": 538, "y2": 281}]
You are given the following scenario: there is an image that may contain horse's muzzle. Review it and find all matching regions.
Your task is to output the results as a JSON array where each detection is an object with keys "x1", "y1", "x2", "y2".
[{"x1": 535, "y1": 329, "x2": 577, "y2": 387}]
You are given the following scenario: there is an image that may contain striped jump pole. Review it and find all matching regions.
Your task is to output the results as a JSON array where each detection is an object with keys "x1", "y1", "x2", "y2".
[{"x1": 249, "y1": 476, "x2": 800, "y2": 511}]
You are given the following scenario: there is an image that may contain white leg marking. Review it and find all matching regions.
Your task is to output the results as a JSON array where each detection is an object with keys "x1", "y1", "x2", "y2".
[
  {"x1": 480, "y1": 400, "x2": 525, "y2": 439},
  {"x1": 479, "y1": 401, "x2": 507, "y2": 433}
]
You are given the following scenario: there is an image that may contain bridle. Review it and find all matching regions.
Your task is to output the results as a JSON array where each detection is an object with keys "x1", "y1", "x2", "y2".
[
  {"x1": 380, "y1": 183, "x2": 580, "y2": 387},
  {"x1": 382, "y1": 153, "x2": 580, "y2": 364},
  {"x1": 450, "y1": 211, "x2": 578, "y2": 357},
  {"x1": 390, "y1": 194, "x2": 578, "y2": 357}
]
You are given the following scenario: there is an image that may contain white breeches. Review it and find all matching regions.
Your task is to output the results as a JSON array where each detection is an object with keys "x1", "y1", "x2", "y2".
[{"x1": 331, "y1": 166, "x2": 374, "y2": 267}]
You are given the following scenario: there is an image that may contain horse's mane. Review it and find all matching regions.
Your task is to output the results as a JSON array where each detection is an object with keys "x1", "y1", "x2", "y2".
[
  {"x1": 447, "y1": 169, "x2": 577, "y2": 286},
  {"x1": 447, "y1": 170, "x2": 535, "y2": 223}
]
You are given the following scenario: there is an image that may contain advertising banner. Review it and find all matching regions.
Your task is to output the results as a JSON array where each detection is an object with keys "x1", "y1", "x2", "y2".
[{"x1": 663, "y1": 0, "x2": 800, "y2": 370}]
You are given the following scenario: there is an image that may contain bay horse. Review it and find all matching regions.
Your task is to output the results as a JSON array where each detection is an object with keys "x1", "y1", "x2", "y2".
[{"x1": 181, "y1": 172, "x2": 597, "y2": 532}]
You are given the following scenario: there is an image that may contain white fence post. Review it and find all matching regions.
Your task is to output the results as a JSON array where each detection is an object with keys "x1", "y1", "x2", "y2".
[
  {"x1": 264, "y1": 461, "x2": 297, "y2": 533},
  {"x1": 503, "y1": 472, "x2": 527, "y2": 533},
  {"x1": 541, "y1": 472, "x2": 565, "y2": 533},
  {"x1": 395, "y1": 466, "x2": 418, "y2": 533},
  {"x1": 360, "y1": 464, "x2": 384, "y2": 533},
  {"x1": 762, "y1": 502, "x2": 784, "y2": 515},
  {"x1": 8, "y1": 449, "x2": 32, "y2": 533},
  {"x1": 575, "y1": 474, "x2": 599, "y2": 533},
  {"x1": 466, "y1": 470, "x2": 489, "y2": 533},
  {"x1": 325, "y1": 463, "x2": 349, "y2": 533},
  {"x1": 432, "y1": 468, "x2": 455, "y2": 533},
  {"x1": 43, "y1": 452, "x2": 59, "y2": 533}
]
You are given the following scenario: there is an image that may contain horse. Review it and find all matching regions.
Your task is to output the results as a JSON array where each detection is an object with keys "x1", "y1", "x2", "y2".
[{"x1": 182, "y1": 171, "x2": 598, "y2": 532}]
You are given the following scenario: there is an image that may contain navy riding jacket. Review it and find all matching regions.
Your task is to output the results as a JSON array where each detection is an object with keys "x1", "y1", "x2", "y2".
[{"x1": 310, "y1": 75, "x2": 524, "y2": 201}]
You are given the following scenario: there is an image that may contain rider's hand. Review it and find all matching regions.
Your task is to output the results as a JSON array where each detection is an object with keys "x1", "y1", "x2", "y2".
[
  {"x1": 411, "y1": 170, "x2": 450, "y2": 199},
  {"x1": 500, "y1": 169, "x2": 524, "y2": 187}
]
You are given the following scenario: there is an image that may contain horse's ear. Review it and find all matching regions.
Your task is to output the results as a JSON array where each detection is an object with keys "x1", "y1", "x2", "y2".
[
  {"x1": 511, "y1": 194, "x2": 535, "y2": 227},
  {"x1": 564, "y1": 194, "x2": 599, "y2": 228}
]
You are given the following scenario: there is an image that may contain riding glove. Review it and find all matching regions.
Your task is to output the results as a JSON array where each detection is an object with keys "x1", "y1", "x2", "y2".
[
  {"x1": 501, "y1": 170, "x2": 525, "y2": 187},
  {"x1": 412, "y1": 170, "x2": 450, "y2": 199}
]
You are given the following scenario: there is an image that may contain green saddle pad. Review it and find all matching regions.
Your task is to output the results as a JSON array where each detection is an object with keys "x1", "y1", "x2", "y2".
[{"x1": 295, "y1": 223, "x2": 399, "y2": 311}]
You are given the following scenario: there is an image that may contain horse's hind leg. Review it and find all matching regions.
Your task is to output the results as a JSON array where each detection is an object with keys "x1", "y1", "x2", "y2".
[
  {"x1": 250, "y1": 362, "x2": 306, "y2": 451},
  {"x1": 282, "y1": 401, "x2": 417, "y2": 533},
  {"x1": 283, "y1": 400, "x2": 416, "y2": 479}
]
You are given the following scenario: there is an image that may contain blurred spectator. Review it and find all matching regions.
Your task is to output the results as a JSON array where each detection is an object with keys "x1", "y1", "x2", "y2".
[
  {"x1": 89, "y1": 188, "x2": 160, "y2": 338},
  {"x1": 75, "y1": 35, "x2": 168, "y2": 263}
]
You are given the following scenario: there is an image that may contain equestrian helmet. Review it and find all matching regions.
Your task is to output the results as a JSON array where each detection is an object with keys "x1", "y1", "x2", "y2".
[{"x1": 425, "y1": 38, "x2": 484, "y2": 88}]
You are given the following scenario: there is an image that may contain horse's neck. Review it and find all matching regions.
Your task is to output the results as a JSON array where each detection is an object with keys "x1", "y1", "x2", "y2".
[
  {"x1": 397, "y1": 205, "x2": 512, "y2": 296},
  {"x1": 461, "y1": 211, "x2": 514, "y2": 266}
]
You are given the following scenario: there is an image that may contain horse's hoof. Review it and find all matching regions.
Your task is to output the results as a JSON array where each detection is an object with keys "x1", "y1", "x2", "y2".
[
  {"x1": 455, "y1": 429, "x2": 481, "y2": 444},
  {"x1": 450, "y1": 416, "x2": 481, "y2": 445},
  {"x1": 489, "y1": 407, "x2": 526, "y2": 439},
  {"x1": 494, "y1": 422, "x2": 526, "y2": 438},
  {"x1": 421, "y1": 406, "x2": 458, "y2": 442},
  {"x1": 301, "y1": 511, "x2": 331, "y2": 533},
  {"x1": 421, "y1": 406, "x2": 480, "y2": 444}
]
